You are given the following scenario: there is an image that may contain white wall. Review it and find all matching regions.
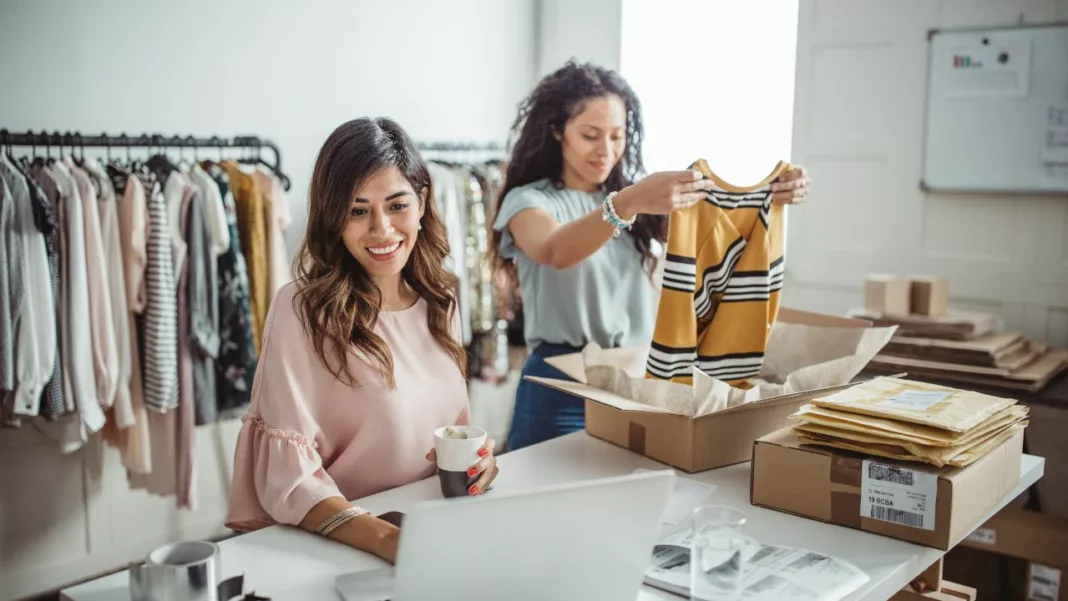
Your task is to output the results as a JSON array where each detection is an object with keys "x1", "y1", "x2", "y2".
[
  {"x1": 620, "y1": 0, "x2": 799, "y2": 182},
  {"x1": 784, "y1": 0, "x2": 1068, "y2": 345},
  {"x1": 0, "y1": 1, "x2": 535, "y2": 598},
  {"x1": 537, "y1": 0, "x2": 623, "y2": 76}
]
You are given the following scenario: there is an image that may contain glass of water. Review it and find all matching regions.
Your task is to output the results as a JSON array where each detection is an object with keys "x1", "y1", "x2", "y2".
[{"x1": 690, "y1": 505, "x2": 747, "y2": 601}]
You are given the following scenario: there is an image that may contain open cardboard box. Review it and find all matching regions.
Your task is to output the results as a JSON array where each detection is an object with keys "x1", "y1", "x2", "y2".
[{"x1": 526, "y1": 308, "x2": 881, "y2": 473}]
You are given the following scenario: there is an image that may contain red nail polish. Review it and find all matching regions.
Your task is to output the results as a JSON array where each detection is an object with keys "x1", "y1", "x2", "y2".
[
  {"x1": 468, "y1": 484, "x2": 479, "y2": 495},
  {"x1": 467, "y1": 467, "x2": 477, "y2": 477},
  {"x1": 478, "y1": 448, "x2": 488, "y2": 457}
]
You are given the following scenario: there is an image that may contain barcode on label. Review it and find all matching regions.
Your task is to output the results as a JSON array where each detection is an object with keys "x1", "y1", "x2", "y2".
[
  {"x1": 868, "y1": 463, "x2": 914, "y2": 486},
  {"x1": 870, "y1": 504, "x2": 924, "y2": 528}
]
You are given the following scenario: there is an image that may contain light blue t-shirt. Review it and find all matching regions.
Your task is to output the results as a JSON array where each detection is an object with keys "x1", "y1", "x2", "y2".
[{"x1": 492, "y1": 179, "x2": 656, "y2": 350}]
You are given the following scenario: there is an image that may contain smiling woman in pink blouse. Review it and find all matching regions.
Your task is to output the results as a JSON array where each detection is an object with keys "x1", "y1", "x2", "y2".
[{"x1": 226, "y1": 118, "x2": 499, "y2": 564}]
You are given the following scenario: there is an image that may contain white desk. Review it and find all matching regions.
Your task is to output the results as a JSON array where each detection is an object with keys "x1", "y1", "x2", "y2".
[{"x1": 62, "y1": 431, "x2": 1044, "y2": 601}]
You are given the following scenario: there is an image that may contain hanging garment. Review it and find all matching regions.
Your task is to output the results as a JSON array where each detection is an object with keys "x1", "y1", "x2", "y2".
[
  {"x1": 127, "y1": 175, "x2": 181, "y2": 492},
  {"x1": 0, "y1": 155, "x2": 55, "y2": 419},
  {"x1": 427, "y1": 162, "x2": 470, "y2": 344},
  {"x1": 164, "y1": 173, "x2": 189, "y2": 291},
  {"x1": 191, "y1": 165, "x2": 230, "y2": 258},
  {"x1": 251, "y1": 167, "x2": 291, "y2": 296},
  {"x1": 221, "y1": 162, "x2": 269, "y2": 354},
  {"x1": 140, "y1": 173, "x2": 179, "y2": 412},
  {"x1": 44, "y1": 161, "x2": 107, "y2": 450},
  {"x1": 646, "y1": 159, "x2": 791, "y2": 385},
  {"x1": 0, "y1": 177, "x2": 18, "y2": 427},
  {"x1": 186, "y1": 176, "x2": 219, "y2": 426},
  {"x1": 108, "y1": 170, "x2": 151, "y2": 475},
  {"x1": 21, "y1": 166, "x2": 65, "y2": 420},
  {"x1": 86, "y1": 160, "x2": 134, "y2": 432},
  {"x1": 176, "y1": 183, "x2": 196, "y2": 510},
  {"x1": 67, "y1": 160, "x2": 119, "y2": 410},
  {"x1": 205, "y1": 164, "x2": 257, "y2": 417}
]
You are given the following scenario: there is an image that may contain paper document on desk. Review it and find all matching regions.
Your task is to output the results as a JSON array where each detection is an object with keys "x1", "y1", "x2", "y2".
[
  {"x1": 644, "y1": 531, "x2": 870, "y2": 600},
  {"x1": 632, "y1": 468, "x2": 717, "y2": 526}
]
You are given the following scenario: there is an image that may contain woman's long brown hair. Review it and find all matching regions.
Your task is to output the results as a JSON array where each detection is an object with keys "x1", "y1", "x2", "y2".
[{"x1": 292, "y1": 117, "x2": 466, "y2": 388}]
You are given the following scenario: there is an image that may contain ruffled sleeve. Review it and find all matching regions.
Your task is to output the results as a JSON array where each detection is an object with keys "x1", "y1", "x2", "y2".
[{"x1": 225, "y1": 286, "x2": 345, "y2": 531}]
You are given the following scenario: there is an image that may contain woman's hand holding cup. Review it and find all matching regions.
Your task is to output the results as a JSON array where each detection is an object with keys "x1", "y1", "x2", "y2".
[{"x1": 427, "y1": 426, "x2": 499, "y2": 497}]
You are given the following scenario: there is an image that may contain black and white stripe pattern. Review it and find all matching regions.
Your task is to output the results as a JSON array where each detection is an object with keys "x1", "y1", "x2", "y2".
[
  {"x1": 701, "y1": 187, "x2": 773, "y2": 211},
  {"x1": 662, "y1": 253, "x2": 696, "y2": 293},
  {"x1": 758, "y1": 196, "x2": 771, "y2": 229},
  {"x1": 141, "y1": 177, "x2": 179, "y2": 412},
  {"x1": 696, "y1": 352, "x2": 765, "y2": 381},
  {"x1": 646, "y1": 341, "x2": 698, "y2": 380},
  {"x1": 721, "y1": 257, "x2": 786, "y2": 303},
  {"x1": 693, "y1": 236, "x2": 746, "y2": 320}
]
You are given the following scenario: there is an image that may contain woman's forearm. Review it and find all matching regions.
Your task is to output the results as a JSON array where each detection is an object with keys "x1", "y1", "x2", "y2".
[
  {"x1": 299, "y1": 497, "x2": 399, "y2": 563},
  {"x1": 541, "y1": 209, "x2": 618, "y2": 269},
  {"x1": 514, "y1": 188, "x2": 638, "y2": 270}
]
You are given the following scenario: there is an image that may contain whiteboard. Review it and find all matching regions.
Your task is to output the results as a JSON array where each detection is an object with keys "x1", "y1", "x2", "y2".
[{"x1": 922, "y1": 23, "x2": 1068, "y2": 194}]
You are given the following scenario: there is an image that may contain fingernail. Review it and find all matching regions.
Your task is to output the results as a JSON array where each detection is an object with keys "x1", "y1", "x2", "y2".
[
  {"x1": 478, "y1": 448, "x2": 488, "y2": 457},
  {"x1": 468, "y1": 484, "x2": 480, "y2": 495},
  {"x1": 467, "y1": 466, "x2": 478, "y2": 477}
]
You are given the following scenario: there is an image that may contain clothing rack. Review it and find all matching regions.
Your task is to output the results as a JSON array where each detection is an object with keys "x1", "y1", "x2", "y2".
[
  {"x1": 417, "y1": 141, "x2": 505, "y2": 153},
  {"x1": 0, "y1": 129, "x2": 291, "y2": 190}
]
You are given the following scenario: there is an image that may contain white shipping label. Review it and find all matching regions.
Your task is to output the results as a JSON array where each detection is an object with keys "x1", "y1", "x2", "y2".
[
  {"x1": 861, "y1": 459, "x2": 937, "y2": 531},
  {"x1": 965, "y1": 527, "x2": 996, "y2": 545},
  {"x1": 1029, "y1": 564, "x2": 1062, "y2": 601},
  {"x1": 878, "y1": 390, "x2": 951, "y2": 411}
]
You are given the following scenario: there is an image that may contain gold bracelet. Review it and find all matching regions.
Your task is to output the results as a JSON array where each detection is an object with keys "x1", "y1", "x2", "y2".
[{"x1": 317, "y1": 506, "x2": 368, "y2": 537}]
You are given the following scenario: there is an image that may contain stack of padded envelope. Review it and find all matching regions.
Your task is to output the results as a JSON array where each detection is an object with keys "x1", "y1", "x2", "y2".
[{"x1": 788, "y1": 377, "x2": 1028, "y2": 468}]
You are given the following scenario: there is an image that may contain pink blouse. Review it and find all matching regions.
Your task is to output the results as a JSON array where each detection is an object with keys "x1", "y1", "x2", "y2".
[{"x1": 226, "y1": 283, "x2": 469, "y2": 531}]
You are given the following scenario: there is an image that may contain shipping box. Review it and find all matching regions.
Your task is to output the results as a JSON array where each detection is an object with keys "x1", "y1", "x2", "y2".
[
  {"x1": 751, "y1": 427, "x2": 1023, "y2": 550},
  {"x1": 527, "y1": 309, "x2": 882, "y2": 473}
]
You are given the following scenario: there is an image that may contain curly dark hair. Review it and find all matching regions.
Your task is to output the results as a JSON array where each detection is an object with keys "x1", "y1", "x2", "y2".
[{"x1": 490, "y1": 60, "x2": 666, "y2": 294}]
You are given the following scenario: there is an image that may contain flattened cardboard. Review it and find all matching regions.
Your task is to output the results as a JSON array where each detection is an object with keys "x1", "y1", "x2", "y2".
[
  {"x1": 868, "y1": 349, "x2": 1068, "y2": 393},
  {"x1": 750, "y1": 427, "x2": 1023, "y2": 550},
  {"x1": 848, "y1": 310, "x2": 998, "y2": 341},
  {"x1": 528, "y1": 308, "x2": 878, "y2": 472},
  {"x1": 884, "y1": 332, "x2": 1025, "y2": 367}
]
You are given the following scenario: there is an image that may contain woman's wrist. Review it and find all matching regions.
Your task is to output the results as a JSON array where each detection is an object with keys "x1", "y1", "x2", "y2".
[
  {"x1": 348, "y1": 513, "x2": 400, "y2": 562},
  {"x1": 612, "y1": 187, "x2": 638, "y2": 221}
]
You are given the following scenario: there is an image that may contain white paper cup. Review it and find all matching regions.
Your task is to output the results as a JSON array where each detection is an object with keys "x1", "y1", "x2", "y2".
[{"x1": 433, "y1": 426, "x2": 487, "y2": 498}]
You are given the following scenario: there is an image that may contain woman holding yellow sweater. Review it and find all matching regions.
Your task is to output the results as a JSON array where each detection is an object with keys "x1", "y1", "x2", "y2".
[{"x1": 491, "y1": 60, "x2": 811, "y2": 451}]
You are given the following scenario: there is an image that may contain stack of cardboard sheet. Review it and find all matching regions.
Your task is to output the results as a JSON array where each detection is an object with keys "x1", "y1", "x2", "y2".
[
  {"x1": 860, "y1": 328, "x2": 1068, "y2": 393},
  {"x1": 788, "y1": 377, "x2": 1029, "y2": 467},
  {"x1": 849, "y1": 275, "x2": 1068, "y2": 393}
]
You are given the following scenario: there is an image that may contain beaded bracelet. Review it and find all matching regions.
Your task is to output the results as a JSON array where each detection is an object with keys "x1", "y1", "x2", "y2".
[
  {"x1": 316, "y1": 506, "x2": 369, "y2": 537},
  {"x1": 601, "y1": 191, "x2": 636, "y2": 237}
]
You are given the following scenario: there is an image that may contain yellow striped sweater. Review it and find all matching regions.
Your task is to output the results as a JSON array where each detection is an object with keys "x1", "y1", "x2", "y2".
[{"x1": 646, "y1": 159, "x2": 792, "y2": 385}]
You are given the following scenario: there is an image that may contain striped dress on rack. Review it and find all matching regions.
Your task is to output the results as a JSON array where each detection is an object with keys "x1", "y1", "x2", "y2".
[
  {"x1": 138, "y1": 174, "x2": 179, "y2": 411},
  {"x1": 646, "y1": 159, "x2": 791, "y2": 386}
]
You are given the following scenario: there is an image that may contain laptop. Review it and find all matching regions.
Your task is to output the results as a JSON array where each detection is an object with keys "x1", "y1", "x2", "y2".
[{"x1": 336, "y1": 469, "x2": 676, "y2": 601}]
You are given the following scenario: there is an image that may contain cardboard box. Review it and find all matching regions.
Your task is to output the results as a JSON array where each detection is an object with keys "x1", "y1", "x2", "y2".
[
  {"x1": 526, "y1": 309, "x2": 879, "y2": 473},
  {"x1": 960, "y1": 507, "x2": 1068, "y2": 569},
  {"x1": 751, "y1": 427, "x2": 1023, "y2": 550},
  {"x1": 865, "y1": 275, "x2": 911, "y2": 316},
  {"x1": 1025, "y1": 403, "x2": 1068, "y2": 519},
  {"x1": 1028, "y1": 562, "x2": 1066, "y2": 601},
  {"x1": 910, "y1": 276, "x2": 949, "y2": 316}
]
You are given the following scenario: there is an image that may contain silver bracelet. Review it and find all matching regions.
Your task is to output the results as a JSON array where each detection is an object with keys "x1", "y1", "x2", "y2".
[
  {"x1": 601, "y1": 191, "x2": 636, "y2": 237},
  {"x1": 317, "y1": 506, "x2": 369, "y2": 537}
]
